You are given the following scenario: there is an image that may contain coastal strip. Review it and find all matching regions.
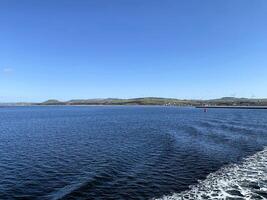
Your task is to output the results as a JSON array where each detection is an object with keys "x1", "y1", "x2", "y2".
[{"x1": 196, "y1": 106, "x2": 267, "y2": 109}]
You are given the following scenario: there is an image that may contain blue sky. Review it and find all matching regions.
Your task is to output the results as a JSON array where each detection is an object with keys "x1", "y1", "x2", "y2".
[{"x1": 0, "y1": 0, "x2": 267, "y2": 102}]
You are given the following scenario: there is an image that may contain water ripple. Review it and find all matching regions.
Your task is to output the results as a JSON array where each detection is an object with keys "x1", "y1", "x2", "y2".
[{"x1": 1, "y1": 106, "x2": 267, "y2": 199}]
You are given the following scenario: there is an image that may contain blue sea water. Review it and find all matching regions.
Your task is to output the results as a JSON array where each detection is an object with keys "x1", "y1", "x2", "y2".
[{"x1": 0, "y1": 106, "x2": 267, "y2": 199}]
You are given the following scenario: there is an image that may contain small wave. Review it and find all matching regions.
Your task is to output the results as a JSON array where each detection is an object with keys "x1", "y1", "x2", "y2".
[{"x1": 156, "y1": 147, "x2": 267, "y2": 200}]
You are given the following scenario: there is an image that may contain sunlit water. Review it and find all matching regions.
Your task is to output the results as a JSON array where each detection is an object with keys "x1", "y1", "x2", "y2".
[{"x1": 0, "y1": 106, "x2": 267, "y2": 199}]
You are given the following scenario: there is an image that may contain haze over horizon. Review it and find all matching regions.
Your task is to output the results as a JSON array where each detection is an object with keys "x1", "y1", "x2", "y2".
[{"x1": 1, "y1": 0, "x2": 267, "y2": 102}]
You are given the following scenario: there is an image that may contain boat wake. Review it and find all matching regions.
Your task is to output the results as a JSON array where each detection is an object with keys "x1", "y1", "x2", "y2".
[{"x1": 156, "y1": 147, "x2": 267, "y2": 200}]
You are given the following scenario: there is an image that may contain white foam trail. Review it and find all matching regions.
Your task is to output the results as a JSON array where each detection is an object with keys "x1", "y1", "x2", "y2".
[{"x1": 156, "y1": 147, "x2": 267, "y2": 200}]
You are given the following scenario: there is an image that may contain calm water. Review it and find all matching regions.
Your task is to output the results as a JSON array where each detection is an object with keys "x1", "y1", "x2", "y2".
[{"x1": 0, "y1": 106, "x2": 267, "y2": 200}]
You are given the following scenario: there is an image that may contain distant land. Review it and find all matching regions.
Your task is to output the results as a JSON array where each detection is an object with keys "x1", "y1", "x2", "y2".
[{"x1": 1, "y1": 97, "x2": 267, "y2": 107}]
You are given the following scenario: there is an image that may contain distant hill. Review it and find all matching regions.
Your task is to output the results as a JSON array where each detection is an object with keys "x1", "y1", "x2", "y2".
[
  {"x1": 3, "y1": 97, "x2": 267, "y2": 106},
  {"x1": 39, "y1": 97, "x2": 267, "y2": 106},
  {"x1": 64, "y1": 97, "x2": 196, "y2": 106},
  {"x1": 41, "y1": 99, "x2": 65, "y2": 105},
  {"x1": 207, "y1": 97, "x2": 267, "y2": 106}
]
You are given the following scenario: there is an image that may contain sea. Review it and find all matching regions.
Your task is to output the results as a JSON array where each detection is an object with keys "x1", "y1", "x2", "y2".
[{"x1": 0, "y1": 106, "x2": 267, "y2": 199}]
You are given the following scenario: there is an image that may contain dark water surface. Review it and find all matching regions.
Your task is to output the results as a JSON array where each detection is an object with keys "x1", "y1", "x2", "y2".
[{"x1": 0, "y1": 106, "x2": 267, "y2": 199}]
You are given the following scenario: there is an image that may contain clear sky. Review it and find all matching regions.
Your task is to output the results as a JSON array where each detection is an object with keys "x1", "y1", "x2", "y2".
[{"x1": 0, "y1": 0, "x2": 267, "y2": 102}]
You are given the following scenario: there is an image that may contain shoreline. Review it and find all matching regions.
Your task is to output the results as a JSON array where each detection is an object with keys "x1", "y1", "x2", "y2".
[
  {"x1": 0, "y1": 104, "x2": 195, "y2": 108},
  {"x1": 2, "y1": 105, "x2": 267, "y2": 109}
]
